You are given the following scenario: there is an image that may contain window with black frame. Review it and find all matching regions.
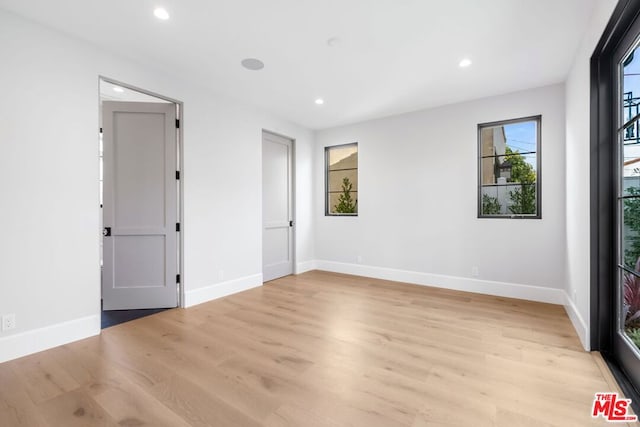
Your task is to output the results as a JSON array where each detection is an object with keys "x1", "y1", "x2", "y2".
[
  {"x1": 478, "y1": 116, "x2": 541, "y2": 218},
  {"x1": 325, "y1": 143, "x2": 358, "y2": 216}
]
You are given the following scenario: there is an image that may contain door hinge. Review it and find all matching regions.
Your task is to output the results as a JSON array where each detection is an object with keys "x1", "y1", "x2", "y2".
[
  {"x1": 176, "y1": 170, "x2": 180, "y2": 180},
  {"x1": 175, "y1": 119, "x2": 180, "y2": 129},
  {"x1": 99, "y1": 127, "x2": 103, "y2": 134},
  {"x1": 289, "y1": 220, "x2": 294, "y2": 227},
  {"x1": 176, "y1": 274, "x2": 181, "y2": 284},
  {"x1": 176, "y1": 222, "x2": 181, "y2": 232}
]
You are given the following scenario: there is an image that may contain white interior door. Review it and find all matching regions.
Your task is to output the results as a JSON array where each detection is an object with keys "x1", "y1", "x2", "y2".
[
  {"x1": 102, "y1": 101, "x2": 178, "y2": 310},
  {"x1": 262, "y1": 131, "x2": 294, "y2": 282}
]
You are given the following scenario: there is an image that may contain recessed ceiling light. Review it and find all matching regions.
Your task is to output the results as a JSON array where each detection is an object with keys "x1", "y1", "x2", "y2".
[
  {"x1": 459, "y1": 58, "x2": 472, "y2": 68},
  {"x1": 241, "y1": 58, "x2": 265, "y2": 71},
  {"x1": 154, "y1": 7, "x2": 170, "y2": 20},
  {"x1": 113, "y1": 86, "x2": 124, "y2": 93},
  {"x1": 315, "y1": 98, "x2": 324, "y2": 105}
]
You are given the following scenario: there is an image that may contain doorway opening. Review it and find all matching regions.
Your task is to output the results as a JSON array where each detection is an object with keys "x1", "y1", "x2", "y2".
[{"x1": 99, "y1": 77, "x2": 183, "y2": 328}]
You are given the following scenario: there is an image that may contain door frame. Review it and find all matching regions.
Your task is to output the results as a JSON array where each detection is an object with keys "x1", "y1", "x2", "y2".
[
  {"x1": 262, "y1": 129, "x2": 296, "y2": 280},
  {"x1": 99, "y1": 76, "x2": 185, "y2": 308},
  {"x1": 591, "y1": 0, "x2": 640, "y2": 408}
]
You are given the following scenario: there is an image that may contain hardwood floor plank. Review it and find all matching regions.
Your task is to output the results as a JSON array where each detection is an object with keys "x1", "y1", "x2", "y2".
[
  {"x1": 216, "y1": 353, "x2": 406, "y2": 427},
  {"x1": 92, "y1": 384, "x2": 192, "y2": 427},
  {"x1": 0, "y1": 271, "x2": 631, "y2": 426},
  {"x1": 0, "y1": 364, "x2": 50, "y2": 427},
  {"x1": 36, "y1": 389, "x2": 118, "y2": 427},
  {"x1": 9, "y1": 351, "x2": 81, "y2": 404},
  {"x1": 264, "y1": 403, "x2": 344, "y2": 427}
]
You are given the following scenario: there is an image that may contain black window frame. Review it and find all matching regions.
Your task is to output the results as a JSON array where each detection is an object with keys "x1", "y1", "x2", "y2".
[
  {"x1": 477, "y1": 115, "x2": 542, "y2": 219},
  {"x1": 325, "y1": 142, "x2": 358, "y2": 216}
]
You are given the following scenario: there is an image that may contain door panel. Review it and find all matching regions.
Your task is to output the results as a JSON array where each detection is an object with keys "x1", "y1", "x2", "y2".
[
  {"x1": 262, "y1": 131, "x2": 293, "y2": 282},
  {"x1": 113, "y1": 235, "x2": 166, "y2": 288},
  {"x1": 102, "y1": 101, "x2": 178, "y2": 310},
  {"x1": 113, "y1": 112, "x2": 167, "y2": 228},
  {"x1": 263, "y1": 228, "x2": 289, "y2": 266}
]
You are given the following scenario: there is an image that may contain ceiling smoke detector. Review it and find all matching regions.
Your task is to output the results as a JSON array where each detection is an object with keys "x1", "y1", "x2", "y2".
[
  {"x1": 327, "y1": 37, "x2": 341, "y2": 47},
  {"x1": 241, "y1": 58, "x2": 265, "y2": 71}
]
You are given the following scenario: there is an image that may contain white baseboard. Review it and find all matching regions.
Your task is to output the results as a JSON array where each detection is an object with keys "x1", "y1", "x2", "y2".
[
  {"x1": 315, "y1": 260, "x2": 565, "y2": 305},
  {"x1": 295, "y1": 260, "x2": 317, "y2": 274},
  {"x1": 563, "y1": 292, "x2": 590, "y2": 351},
  {"x1": 0, "y1": 314, "x2": 100, "y2": 364},
  {"x1": 184, "y1": 273, "x2": 263, "y2": 308}
]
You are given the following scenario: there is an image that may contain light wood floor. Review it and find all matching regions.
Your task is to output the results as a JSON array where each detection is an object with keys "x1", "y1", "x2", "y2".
[{"x1": 0, "y1": 271, "x2": 632, "y2": 426}]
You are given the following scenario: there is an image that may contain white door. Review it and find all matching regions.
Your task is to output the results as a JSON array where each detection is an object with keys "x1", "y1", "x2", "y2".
[
  {"x1": 102, "y1": 101, "x2": 178, "y2": 310},
  {"x1": 262, "y1": 131, "x2": 294, "y2": 282}
]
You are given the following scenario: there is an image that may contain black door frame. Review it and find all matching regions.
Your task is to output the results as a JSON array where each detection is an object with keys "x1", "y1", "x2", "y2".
[{"x1": 591, "y1": 0, "x2": 640, "y2": 407}]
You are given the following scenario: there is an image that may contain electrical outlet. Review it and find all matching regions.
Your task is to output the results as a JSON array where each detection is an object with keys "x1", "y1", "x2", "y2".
[
  {"x1": 357, "y1": 255, "x2": 363, "y2": 264},
  {"x1": 2, "y1": 314, "x2": 16, "y2": 331},
  {"x1": 471, "y1": 266, "x2": 479, "y2": 277}
]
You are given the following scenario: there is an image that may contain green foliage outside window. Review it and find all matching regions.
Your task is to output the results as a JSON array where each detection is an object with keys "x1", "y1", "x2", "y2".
[
  {"x1": 624, "y1": 186, "x2": 640, "y2": 268},
  {"x1": 482, "y1": 194, "x2": 501, "y2": 215},
  {"x1": 334, "y1": 177, "x2": 357, "y2": 214},
  {"x1": 504, "y1": 147, "x2": 537, "y2": 215},
  {"x1": 622, "y1": 183, "x2": 640, "y2": 348}
]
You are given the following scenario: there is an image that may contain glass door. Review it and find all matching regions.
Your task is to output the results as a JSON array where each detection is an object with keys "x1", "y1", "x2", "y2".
[{"x1": 615, "y1": 34, "x2": 640, "y2": 389}]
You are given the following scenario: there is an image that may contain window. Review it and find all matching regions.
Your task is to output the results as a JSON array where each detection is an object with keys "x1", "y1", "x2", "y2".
[
  {"x1": 478, "y1": 116, "x2": 541, "y2": 218},
  {"x1": 326, "y1": 143, "x2": 358, "y2": 215}
]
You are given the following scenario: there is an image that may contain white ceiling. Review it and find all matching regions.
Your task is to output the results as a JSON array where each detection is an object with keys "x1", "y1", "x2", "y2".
[{"x1": 0, "y1": 0, "x2": 597, "y2": 130}]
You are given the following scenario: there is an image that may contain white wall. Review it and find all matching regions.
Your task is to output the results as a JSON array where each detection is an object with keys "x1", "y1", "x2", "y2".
[
  {"x1": 0, "y1": 9, "x2": 314, "y2": 362},
  {"x1": 565, "y1": 0, "x2": 618, "y2": 349},
  {"x1": 314, "y1": 84, "x2": 567, "y2": 304}
]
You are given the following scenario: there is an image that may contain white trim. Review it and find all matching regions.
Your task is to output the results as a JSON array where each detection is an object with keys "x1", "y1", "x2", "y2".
[
  {"x1": 563, "y1": 292, "x2": 590, "y2": 350},
  {"x1": 184, "y1": 273, "x2": 263, "y2": 308},
  {"x1": 295, "y1": 260, "x2": 317, "y2": 274},
  {"x1": 0, "y1": 315, "x2": 100, "y2": 363},
  {"x1": 315, "y1": 260, "x2": 565, "y2": 305}
]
